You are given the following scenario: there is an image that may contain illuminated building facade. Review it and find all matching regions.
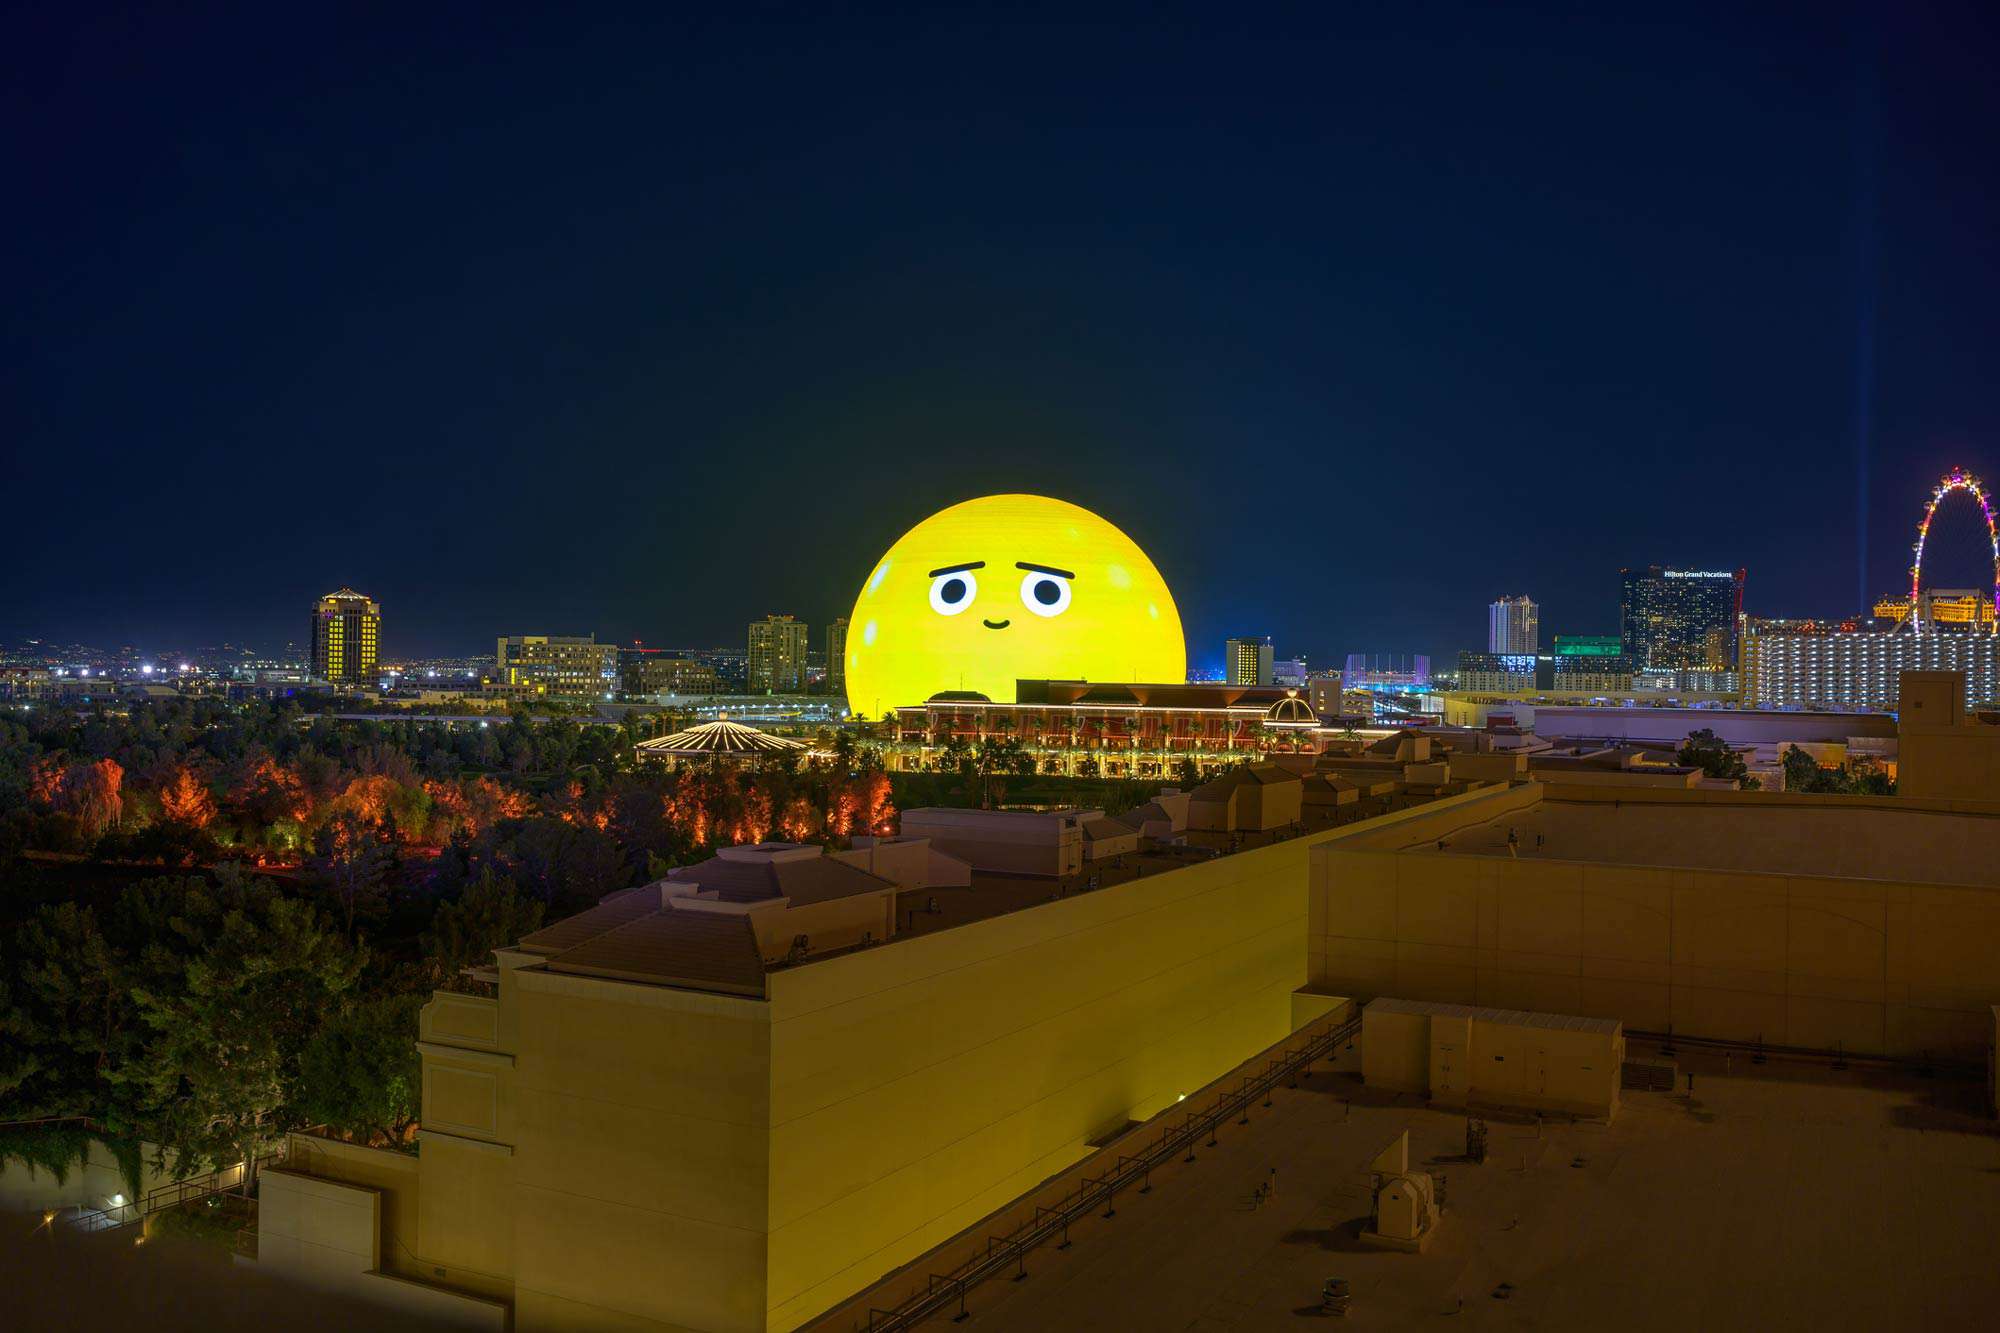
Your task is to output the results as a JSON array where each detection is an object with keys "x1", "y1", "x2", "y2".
[
  {"x1": 1550, "y1": 635, "x2": 1633, "y2": 692},
  {"x1": 1487, "y1": 596, "x2": 1539, "y2": 653},
  {"x1": 1619, "y1": 566, "x2": 1744, "y2": 669},
  {"x1": 1225, "y1": 636, "x2": 1274, "y2": 686},
  {"x1": 309, "y1": 588, "x2": 380, "y2": 683},
  {"x1": 625, "y1": 654, "x2": 721, "y2": 696},
  {"x1": 748, "y1": 614, "x2": 809, "y2": 693},
  {"x1": 1343, "y1": 654, "x2": 1431, "y2": 689},
  {"x1": 1743, "y1": 628, "x2": 2000, "y2": 712},
  {"x1": 497, "y1": 634, "x2": 620, "y2": 699},
  {"x1": 1872, "y1": 590, "x2": 1996, "y2": 630},
  {"x1": 1457, "y1": 637, "x2": 1634, "y2": 696},
  {"x1": 889, "y1": 679, "x2": 1334, "y2": 777},
  {"x1": 825, "y1": 618, "x2": 849, "y2": 692},
  {"x1": 1304, "y1": 672, "x2": 1346, "y2": 716},
  {"x1": 1457, "y1": 652, "x2": 1536, "y2": 692}
]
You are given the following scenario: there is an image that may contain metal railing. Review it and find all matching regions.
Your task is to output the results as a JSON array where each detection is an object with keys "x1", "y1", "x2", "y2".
[
  {"x1": 860, "y1": 1008, "x2": 1362, "y2": 1331},
  {"x1": 1629, "y1": 1028, "x2": 1981, "y2": 1078},
  {"x1": 64, "y1": 1148, "x2": 286, "y2": 1233}
]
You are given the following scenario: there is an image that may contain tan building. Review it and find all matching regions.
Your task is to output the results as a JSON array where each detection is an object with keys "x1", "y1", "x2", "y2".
[
  {"x1": 626, "y1": 655, "x2": 721, "y2": 696},
  {"x1": 1185, "y1": 762, "x2": 1303, "y2": 832},
  {"x1": 897, "y1": 806, "x2": 1087, "y2": 877},
  {"x1": 497, "y1": 635, "x2": 619, "y2": 700},
  {"x1": 250, "y1": 747, "x2": 2000, "y2": 1332},
  {"x1": 749, "y1": 615, "x2": 809, "y2": 693},
  {"x1": 310, "y1": 587, "x2": 380, "y2": 683},
  {"x1": 1078, "y1": 813, "x2": 1139, "y2": 860},
  {"x1": 1225, "y1": 635, "x2": 1273, "y2": 687},
  {"x1": 1896, "y1": 669, "x2": 2000, "y2": 800},
  {"x1": 1304, "y1": 672, "x2": 1345, "y2": 716},
  {"x1": 1310, "y1": 781, "x2": 2000, "y2": 1061},
  {"x1": 825, "y1": 619, "x2": 849, "y2": 693},
  {"x1": 1361, "y1": 996, "x2": 1622, "y2": 1120},
  {"x1": 257, "y1": 803, "x2": 1400, "y2": 1332}
]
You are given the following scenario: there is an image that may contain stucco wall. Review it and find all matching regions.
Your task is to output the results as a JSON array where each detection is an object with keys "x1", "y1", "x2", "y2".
[
  {"x1": 1311, "y1": 789, "x2": 2000, "y2": 1060},
  {"x1": 508, "y1": 973, "x2": 773, "y2": 1333},
  {"x1": 757, "y1": 787, "x2": 1503, "y2": 1331}
]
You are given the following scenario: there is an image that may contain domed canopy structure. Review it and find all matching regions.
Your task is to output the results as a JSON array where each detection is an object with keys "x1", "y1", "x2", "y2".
[
  {"x1": 635, "y1": 719, "x2": 809, "y2": 765},
  {"x1": 1262, "y1": 693, "x2": 1319, "y2": 729}
]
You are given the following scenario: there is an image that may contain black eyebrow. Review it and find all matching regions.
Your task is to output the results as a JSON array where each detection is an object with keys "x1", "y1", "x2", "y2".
[
  {"x1": 1017, "y1": 562, "x2": 1076, "y2": 578},
  {"x1": 928, "y1": 561, "x2": 985, "y2": 576}
]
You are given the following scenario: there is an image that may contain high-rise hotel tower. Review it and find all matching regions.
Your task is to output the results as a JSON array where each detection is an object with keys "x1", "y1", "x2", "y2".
[{"x1": 310, "y1": 588, "x2": 380, "y2": 683}]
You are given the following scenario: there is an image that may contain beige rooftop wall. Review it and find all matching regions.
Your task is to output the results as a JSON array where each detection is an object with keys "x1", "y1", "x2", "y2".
[
  {"x1": 1311, "y1": 788, "x2": 2000, "y2": 1061},
  {"x1": 756, "y1": 786, "x2": 1503, "y2": 1332}
]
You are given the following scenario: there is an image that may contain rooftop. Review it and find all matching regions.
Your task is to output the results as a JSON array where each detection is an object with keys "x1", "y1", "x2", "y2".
[
  {"x1": 1397, "y1": 792, "x2": 2000, "y2": 888},
  {"x1": 634, "y1": 718, "x2": 809, "y2": 757},
  {"x1": 895, "y1": 1034, "x2": 2000, "y2": 1331},
  {"x1": 664, "y1": 843, "x2": 896, "y2": 906},
  {"x1": 505, "y1": 777, "x2": 1475, "y2": 997}
]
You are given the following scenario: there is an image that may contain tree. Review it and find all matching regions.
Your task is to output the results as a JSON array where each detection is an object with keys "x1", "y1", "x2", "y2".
[
  {"x1": 507, "y1": 816, "x2": 629, "y2": 911},
  {"x1": 113, "y1": 878, "x2": 361, "y2": 1188},
  {"x1": 778, "y1": 794, "x2": 817, "y2": 842},
  {"x1": 298, "y1": 995, "x2": 422, "y2": 1146},
  {"x1": 972, "y1": 736, "x2": 1027, "y2": 808},
  {"x1": 307, "y1": 810, "x2": 395, "y2": 935},
  {"x1": 0, "y1": 903, "x2": 127, "y2": 1119},
  {"x1": 1781, "y1": 744, "x2": 1826, "y2": 793},
  {"x1": 1676, "y1": 729, "x2": 1755, "y2": 788},
  {"x1": 852, "y1": 771, "x2": 895, "y2": 835},
  {"x1": 422, "y1": 871, "x2": 546, "y2": 992},
  {"x1": 158, "y1": 766, "x2": 217, "y2": 828},
  {"x1": 62, "y1": 758, "x2": 124, "y2": 838}
]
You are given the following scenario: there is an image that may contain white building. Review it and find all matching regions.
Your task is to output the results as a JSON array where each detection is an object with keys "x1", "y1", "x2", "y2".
[
  {"x1": 1743, "y1": 630, "x2": 2000, "y2": 713},
  {"x1": 1488, "y1": 596, "x2": 1539, "y2": 654}
]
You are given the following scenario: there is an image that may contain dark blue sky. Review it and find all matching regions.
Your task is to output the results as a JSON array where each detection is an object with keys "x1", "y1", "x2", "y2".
[{"x1": 7, "y1": 4, "x2": 1999, "y2": 667}]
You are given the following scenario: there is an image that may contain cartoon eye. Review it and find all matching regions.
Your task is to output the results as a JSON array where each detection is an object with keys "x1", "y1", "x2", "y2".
[
  {"x1": 929, "y1": 569, "x2": 977, "y2": 616},
  {"x1": 1020, "y1": 569, "x2": 1072, "y2": 617}
]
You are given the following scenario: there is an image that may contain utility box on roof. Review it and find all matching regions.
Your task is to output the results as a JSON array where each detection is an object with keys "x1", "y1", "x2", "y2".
[
  {"x1": 1361, "y1": 1003, "x2": 1430, "y2": 1094},
  {"x1": 1362, "y1": 997, "x2": 1622, "y2": 1120},
  {"x1": 1427, "y1": 1011, "x2": 1473, "y2": 1106}
]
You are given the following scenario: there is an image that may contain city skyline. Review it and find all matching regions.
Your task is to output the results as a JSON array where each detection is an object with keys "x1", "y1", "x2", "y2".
[
  {"x1": 10, "y1": 10, "x2": 2000, "y2": 1331},
  {"x1": 9, "y1": 9, "x2": 2000, "y2": 663}
]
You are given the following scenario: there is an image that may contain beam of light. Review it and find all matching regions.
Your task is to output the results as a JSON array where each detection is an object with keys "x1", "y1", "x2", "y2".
[{"x1": 1851, "y1": 4, "x2": 1882, "y2": 617}]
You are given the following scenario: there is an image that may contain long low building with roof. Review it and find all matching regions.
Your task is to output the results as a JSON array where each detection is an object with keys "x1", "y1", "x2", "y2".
[{"x1": 887, "y1": 678, "x2": 1360, "y2": 779}]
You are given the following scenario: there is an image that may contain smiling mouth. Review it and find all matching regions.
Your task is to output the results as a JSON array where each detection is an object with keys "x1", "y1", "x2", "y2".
[{"x1": 983, "y1": 618, "x2": 1011, "y2": 630}]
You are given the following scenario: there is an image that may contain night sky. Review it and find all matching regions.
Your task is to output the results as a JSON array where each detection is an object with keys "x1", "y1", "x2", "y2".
[{"x1": 8, "y1": 4, "x2": 2000, "y2": 670}]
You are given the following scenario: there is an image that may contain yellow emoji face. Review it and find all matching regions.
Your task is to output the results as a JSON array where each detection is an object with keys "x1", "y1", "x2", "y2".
[{"x1": 844, "y1": 494, "x2": 1187, "y2": 715}]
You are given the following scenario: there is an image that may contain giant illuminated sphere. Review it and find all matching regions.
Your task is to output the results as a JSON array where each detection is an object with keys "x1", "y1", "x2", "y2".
[{"x1": 843, "y1": 494, "x2": 1187, "y2": 716}]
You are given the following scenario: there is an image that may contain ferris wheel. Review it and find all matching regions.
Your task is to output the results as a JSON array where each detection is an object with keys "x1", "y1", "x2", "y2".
[{"x1": 1907, "y1": 467, "x2": 2000, "y2": 634}]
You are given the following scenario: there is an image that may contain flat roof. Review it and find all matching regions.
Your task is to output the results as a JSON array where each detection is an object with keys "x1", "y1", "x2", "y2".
[
  {"x1": 510, "y1": 784, "x2": 1435, "y2": 992},
  {"x1": 543, "y1": 909, "x2": 767, "y2": 995},
  {"x1": 1366, "y1": 995, "x2": 1621, "y2": 1035},
  {"x1": 895, "y1": 1035, "x2": 2000, "y2": 1331},
  {"x1": 1391, "y1": 793, "x2": 2000, "y2": 888}
]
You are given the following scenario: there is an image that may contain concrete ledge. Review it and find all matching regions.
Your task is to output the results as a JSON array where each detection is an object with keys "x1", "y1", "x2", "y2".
[
  {"x1": 363, "y1": 1270, "x2": 511, "y2": 1331},
  {"x1": 417, "y1": 1040, "x2": 515, "y2": 1069},
  {"x1": 417, "y1": 1128, "x2": 514, "y2": 1157}
]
